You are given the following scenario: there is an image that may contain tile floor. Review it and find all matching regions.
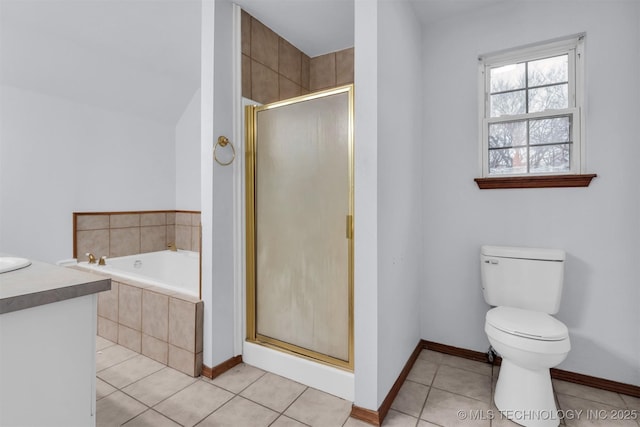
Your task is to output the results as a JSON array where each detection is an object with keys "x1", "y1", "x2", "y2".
[{"x1": 96, "y1": 337, "x2": 640, "y2": 427}]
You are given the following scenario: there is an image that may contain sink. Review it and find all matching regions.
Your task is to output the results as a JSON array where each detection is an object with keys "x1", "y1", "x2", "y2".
[{"x1": 0, "y1": 257, "x2": 32, "y2": 274}]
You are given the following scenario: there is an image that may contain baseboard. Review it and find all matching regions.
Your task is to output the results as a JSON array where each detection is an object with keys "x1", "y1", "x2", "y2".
[
  {"x1": 349, "y1": 341, "x2": 424, "y2": 426},
  {"x1": 351, "y1": 339, "x2": 640, "y2": 426},
  {"x1": 423, "y1": 339, "x2": 640, "y2": 398},
  {"x1": 422, "y1": 339, "x2": 489, "y2": 363},
  {"x1": 550, "y1": 368, "x2": 640, "y2": 398},
  {"x1": 201, "y1": 355, "x2": 243, "y2": 380},
  {"x1": 350, "y1": 406, "x2": 380, "y2": 426}
]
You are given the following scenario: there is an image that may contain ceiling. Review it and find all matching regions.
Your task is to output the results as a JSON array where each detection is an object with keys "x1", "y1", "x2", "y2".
[
  {"x1": 234, "y1": 0, "x2": 355, "y2": 57},
  {"x1": 0, "y1": 0, "x2": 504, "y2": 125},
  {"x1": 0, "y1": 0, "x2": 202, "y2": 124},
  {"x1": 235, "y1": 0, "x2": 506, "y2": 57}
]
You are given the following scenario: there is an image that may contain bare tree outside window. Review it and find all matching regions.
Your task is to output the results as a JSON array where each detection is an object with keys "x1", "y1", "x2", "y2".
[{"x1": 486, "y1": 54, "x2": 573, "y2": 175}]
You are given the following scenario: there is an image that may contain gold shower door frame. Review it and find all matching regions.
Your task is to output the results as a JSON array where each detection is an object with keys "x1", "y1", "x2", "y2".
[{"x1": 245, "y1": 85, "x2": 354, "y2": 371}]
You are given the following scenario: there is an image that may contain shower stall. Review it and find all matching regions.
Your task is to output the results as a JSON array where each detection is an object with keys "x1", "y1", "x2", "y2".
[{"x1": 245, "y1": 85, "x2": 354, "y2": 371}]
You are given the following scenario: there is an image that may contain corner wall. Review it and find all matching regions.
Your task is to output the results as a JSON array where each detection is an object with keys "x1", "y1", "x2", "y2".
[
  {"x1": 353, "y1": 0, "x2": 424, "y2": 410},
  {"x1": 376, "y1": 0, "x2": 423, "y2": 408},
  {"x1": 421, "y1": 0, "x2": 640, "y2": 386},
  {"x1": 0, "y1": 86, "x2": 175, "y2": 263},
  {"x1": 176, "y1": 89, "x2": 202, "y2": 211}
]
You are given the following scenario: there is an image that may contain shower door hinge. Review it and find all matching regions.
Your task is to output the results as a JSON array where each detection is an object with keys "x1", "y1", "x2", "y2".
[{"x1": 346, "y1": 215, "x2": 353, "y2": 239}]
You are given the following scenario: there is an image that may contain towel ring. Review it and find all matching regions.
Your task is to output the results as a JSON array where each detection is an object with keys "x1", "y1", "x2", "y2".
[{"x1": 214, "y1": 136, "x2": 235, "y2": 166}]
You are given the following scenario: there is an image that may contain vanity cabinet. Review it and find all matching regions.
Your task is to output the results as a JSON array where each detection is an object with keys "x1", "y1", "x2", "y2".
[{"x1": 0, "y1": 257, "x2": 110, "y2": 427}]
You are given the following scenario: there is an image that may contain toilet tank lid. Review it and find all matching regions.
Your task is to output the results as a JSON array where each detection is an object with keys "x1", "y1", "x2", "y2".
[
  {"x1": 486, "y1": 307, "x2": 569, "y2": 341},
  {"x1": 481, "y1": 245, "x2": 565, "y2": 261}
]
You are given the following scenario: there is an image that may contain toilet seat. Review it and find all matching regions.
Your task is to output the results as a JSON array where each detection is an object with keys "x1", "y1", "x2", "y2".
[{"x1": 486, "y1": 306, "x2": 569, "y2": 341}]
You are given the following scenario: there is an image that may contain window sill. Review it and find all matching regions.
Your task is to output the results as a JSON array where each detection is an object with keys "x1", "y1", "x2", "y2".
[{"x1": 474, "y1": 174, "x2": 597, "y2": 189}]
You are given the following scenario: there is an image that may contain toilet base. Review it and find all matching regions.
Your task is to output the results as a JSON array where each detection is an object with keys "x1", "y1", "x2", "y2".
[{"x1": 494, "y1": 359, "x2": 560, "y2": 427}]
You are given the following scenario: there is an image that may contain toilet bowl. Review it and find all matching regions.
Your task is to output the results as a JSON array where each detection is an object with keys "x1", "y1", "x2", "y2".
[
  {"x1": 480, "y1": 245, "x2": 570, "y2": 427},
  {"x1": 486, "y1": 306, "x2": 570, "y2": 427}
]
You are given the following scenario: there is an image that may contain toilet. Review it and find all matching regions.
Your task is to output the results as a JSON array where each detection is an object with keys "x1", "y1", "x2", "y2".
[{"x1": 481, "y1": 245, "x2": 571, "y2": 427}]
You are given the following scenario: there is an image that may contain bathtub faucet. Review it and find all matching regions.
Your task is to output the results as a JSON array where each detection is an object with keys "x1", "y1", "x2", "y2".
[
  {"x1": 99, "y1": 256, "x2": 107, "y2": 266},
  {"x1": 167, "y1": 242, "x2": 177, "y2": 251},
  {"x1": 85, "y1": 252, "x2": 96, "y2": 264}
]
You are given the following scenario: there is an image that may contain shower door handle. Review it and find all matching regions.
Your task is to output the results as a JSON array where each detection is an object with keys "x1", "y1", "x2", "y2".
[{"x1": 346, "y1": 215, "x2": 353, "y2": 239}]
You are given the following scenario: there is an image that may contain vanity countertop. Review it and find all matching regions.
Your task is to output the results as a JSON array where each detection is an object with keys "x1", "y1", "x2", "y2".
[{"x1": 0, "y1": 254, "x2": 111, "y2": 314}]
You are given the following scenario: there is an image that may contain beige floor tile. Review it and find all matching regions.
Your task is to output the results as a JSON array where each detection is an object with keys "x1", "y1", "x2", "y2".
[
  {"x1": 390, "y1": 380, "x2": 429, "y2": 417},
  {"x1": 198, "y1": 396, "x2": 278, "y2": 427},
  {"x1": 122, "y1": 366, "x2": 197, "y2": 406},
  {"x1": 344, "y1": 416, "x2": 375, "y2": 427},
  {"x1": 620, "y1": 394, "x2": 640, "y2": 411},
  {"x1": 418, "y1": 349, "x2": 445, "y2": 364},
  {"x1": 407, "y1": 358, "x2": 438, "y2": 385},
  {"x1": 490, "y1": 409, "x2": 523, "y2": 427},
  {"x1": 433, "y1": 364, "x2": 492, "y2": 403},
  {"x1": 154, "y1": 380, "x2": 234, "y2": 427},
  {"x1": 439, "y1": 353, "x2": 492, "y2": 376},
  {"x1": 492, "y1": 365, "x2": 500, "y2": 379},
  {"x1": 240, "y1": 372, "x2": 307, "y2": 412},
  {"x1": 96, "y1": 390, "x2": 147, "y2": 427},
  {"x1": 417, "y1": 420, "x2": 441, "y2": 427},
  {"x1": 271, "y1": 415, "x2": 310, "y2": 427},
  {"x1": 208, "y1": 362, "x2": 265, "y2": 393},
  {"x1": 553, "y1": 380, "x2": 627, "y2": 408},
  {"x1": 96, "y1": 343, "x2": 139, "y2": 372},
  {"x1": 97, "y1": 378, "x2": 117, "y2": 400},
  {"x1": 421, "y1": 388, "x2": 490, "y2": 427},
  {"x1": 381, "y1": 409, "x2": 420, "y2": 426},
  {"x1": 557, "y1": 393, "x2": 639, "y2": 427},
  {"x1": 97, "y1": 335, "x2": 116, "y2": 351},
  {"x1": 122, "y1": 409, "x2": 180, "y2": 427},
  {"x1": 98, "y1": 354, "x2": 165, "y2": 389},
  {"x1": 284, "y1": 387, "x2": 352, "y2": 427}
]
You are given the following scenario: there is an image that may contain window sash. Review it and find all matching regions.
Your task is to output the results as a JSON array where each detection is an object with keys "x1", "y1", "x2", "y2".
[
  {"x1": 481, "y1": 108, "x2": 580, "y2": 177},
  {"x1": 484, "y1": 49, "x2": 576, "y2": 117},
  {"x1": 479, "y1": 35, "x2": 584, "y2": 178}
]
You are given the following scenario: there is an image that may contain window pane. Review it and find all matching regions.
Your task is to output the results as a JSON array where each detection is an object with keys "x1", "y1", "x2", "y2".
[
  {"x1": 528, "y1": 84, "x2": 568, "y2": 112},
  {"x1": 529, "y1": 117, "x2": 571, "y2": 145},
  {"x1": 528, "y1": 55, "x2": 568, "y2": 87},
  {"x1": 529, "y1": 144, "x2": 570, "y2": 173},
  {"x1": 490, "y1": 90, "x2": 526, "y2": 117},
  {"x1": 490, "y1": 63, "x2": 525, "y2": 93},
  {"x1": 489, "y1": 121, "x2": 527, "y2": 148},
  {"x1": 489, "y1": 147, "x2": 528, "y2": 175}
]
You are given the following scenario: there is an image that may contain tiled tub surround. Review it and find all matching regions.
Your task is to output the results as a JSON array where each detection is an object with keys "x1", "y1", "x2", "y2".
[
  {"x1": 74, "y1": 211, "x2": 201, "y2": 260},
  {"x1": 95, "y1": 275, "x2": 203, "y2": 377},
  {"x1": 241, "y1": 9, "x2": 354, "y2": 104}
]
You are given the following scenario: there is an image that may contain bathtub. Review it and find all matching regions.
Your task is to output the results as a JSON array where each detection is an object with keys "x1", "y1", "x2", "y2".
[
  {"x1": 77, "y1": 250, "x2": 199, "y2": 298},
  {"x1": 70, "y1": 249, "x2": 203, "y2": 376}
]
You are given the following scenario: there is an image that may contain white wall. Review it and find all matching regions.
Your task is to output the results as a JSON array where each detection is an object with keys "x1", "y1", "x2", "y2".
[
  {"x1": 353, "y1": 0, "x2": 424, "y2": 410},
  {"x1": 421, "y1": 1, "x2": 640, "y2": 386},
  {"x1": 0, "y1": 85, "x2": 175, "y2": 263},
  {"x1": 353, "y1": 0, "x2": 379, "y2": 410},
  {"x1": 176, "y1": 88, "x2": 202, "y2": 210},
  {"x1": 376, "y1": 0, "x2": 423, "y2": 407},
  {"x1": 200, "y1": 0, "x2": 237, "y2": 369}
]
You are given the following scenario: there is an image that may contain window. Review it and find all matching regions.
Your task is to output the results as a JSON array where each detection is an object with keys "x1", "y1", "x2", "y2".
[{"x1": 478, "y1": 35, "x2": 586, "y2": 182}]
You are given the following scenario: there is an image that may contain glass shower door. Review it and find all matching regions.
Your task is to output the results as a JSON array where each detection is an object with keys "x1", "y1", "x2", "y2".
[{"x1": 246, "y1": 85, "x2": 354, "y2": 369}]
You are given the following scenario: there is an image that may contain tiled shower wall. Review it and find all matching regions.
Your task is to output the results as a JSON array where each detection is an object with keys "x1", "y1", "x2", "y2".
[
  {"x1": 74, "y1": 211, "x2": 200, "y2": 260},
  {"x1": 241, "y1": 10, "x2": 354, "y2": 104}
]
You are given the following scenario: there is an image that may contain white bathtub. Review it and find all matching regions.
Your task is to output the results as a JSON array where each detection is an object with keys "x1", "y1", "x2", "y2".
[{"x1": 77, "y1": 250, "x2": 199, "y2": 298}]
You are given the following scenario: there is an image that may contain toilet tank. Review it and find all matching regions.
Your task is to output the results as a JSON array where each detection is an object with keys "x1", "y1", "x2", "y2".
[{"x1": 480, "y1": 245, "x2": 566, "y2": 314}]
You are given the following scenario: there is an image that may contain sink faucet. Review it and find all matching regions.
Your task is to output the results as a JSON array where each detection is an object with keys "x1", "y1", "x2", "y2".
[
  {"x1": 167, "y1": 242, "x2": 177, "y2": 251},
  {"x1": 98, "y1": 256, "x2": 107, "y2": 266},
  {"x1": 85, "y1": 253, "x2": 96, "y2": 264}
]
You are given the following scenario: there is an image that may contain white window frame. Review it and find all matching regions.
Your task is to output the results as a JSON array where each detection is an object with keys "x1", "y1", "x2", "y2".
[{"x1": 478, "y1": 34, "x2": 585, "y2": 178}]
